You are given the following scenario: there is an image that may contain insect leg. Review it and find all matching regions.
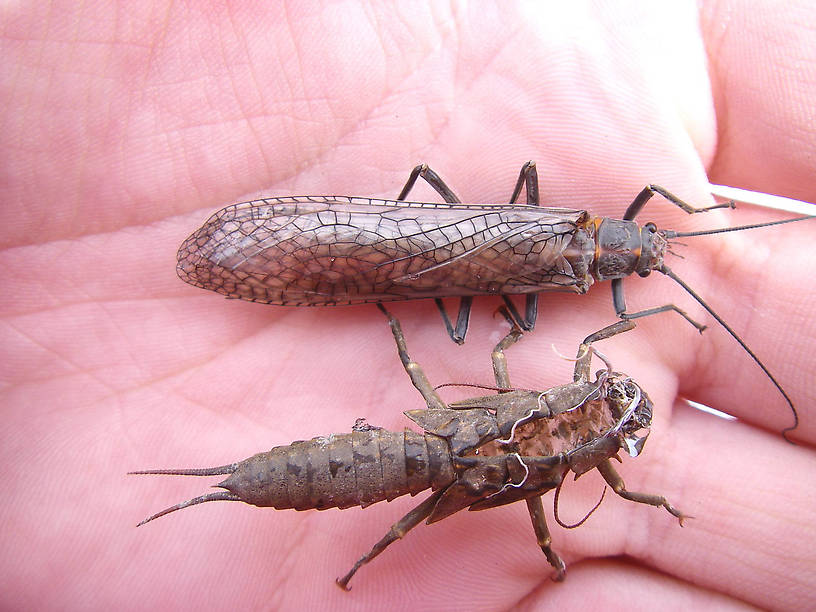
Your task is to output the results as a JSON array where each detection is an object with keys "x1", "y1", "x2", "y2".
[
  {"x1": 526, "y1": 494, "x2": 567, "y2": 581},
  {"x1": 335, "y1": 488, "x2": 446, "y2": 590},
  {"x1": 434, "y1": 296, "x2": 472, "y2": 344},
  {"x1": 502, "y1": 162, "x2": 546, "y2": 330},
  {"x1": 572, "y1": 320, "x2": 637, "y2": 382},
  {"x1": 490, "y1": 306, "x2": 566, "y2": 579},
  {"x1": 397, "y1": 165, "x2": 477, "y2": 342},
  {"x1": 508, "y1": 160, "x2": 541, "y2": 205},
  {"x1": 491, "y1": 306, "x2": 525, "y2": 390},
  {"x1": 523, "y1": 294, "x2": 538, "y2": 331},
  {"x1": 611, "y1": 278, "x2": 707, "y2": 332},
  {"x1": 596, "y1": 459, "x2": 688, "y2": 525},
  {"x1": 500, "y1": 294, "x2": 538, "y2": 332},
  {"x1": 397, "y1": 164, "x2": 462, "y2": 203},
  {"x1": 623, "y1": 184, "x2": 735, "y2": 221},
  {"x1": 378, "y1": 304, "x2": 446, "y2": 411}
]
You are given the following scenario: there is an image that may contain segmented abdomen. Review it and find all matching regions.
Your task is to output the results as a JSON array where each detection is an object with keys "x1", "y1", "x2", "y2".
[{"x1": 216, "y1": 429, "x2": 455, "y2": 511}]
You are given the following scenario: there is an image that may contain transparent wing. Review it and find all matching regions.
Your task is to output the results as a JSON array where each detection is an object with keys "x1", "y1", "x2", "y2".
[{"x1": 177, "y1": 197, "x2": 594, "y2": 305}]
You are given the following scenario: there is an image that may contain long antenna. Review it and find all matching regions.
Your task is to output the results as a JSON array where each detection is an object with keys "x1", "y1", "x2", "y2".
[
  {"x1": 666, "y1": 215, "x2": 814, "y2": 238},
  {"x1": 659, "y1": 265, "x2": 798, "y2": 442}
]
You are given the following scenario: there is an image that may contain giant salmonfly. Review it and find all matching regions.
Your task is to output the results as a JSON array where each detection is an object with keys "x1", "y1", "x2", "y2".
[{"x1": 175, "y1": 163, "x2": 813, "y2": 436}]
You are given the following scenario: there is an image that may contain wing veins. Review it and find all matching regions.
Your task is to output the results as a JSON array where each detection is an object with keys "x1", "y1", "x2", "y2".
[{"x1": 391, "y1": 221, "x2": 546, "y2": 282}]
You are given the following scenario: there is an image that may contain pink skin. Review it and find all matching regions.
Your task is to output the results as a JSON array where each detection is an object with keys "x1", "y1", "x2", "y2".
[{"x1": 2, "y1": 2, "x2": 814, "y2": 609}]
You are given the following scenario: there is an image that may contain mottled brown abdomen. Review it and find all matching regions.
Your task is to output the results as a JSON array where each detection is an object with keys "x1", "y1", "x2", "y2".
[{"x1": 216, "y1": 429, "x2": 455, "y2": 511}]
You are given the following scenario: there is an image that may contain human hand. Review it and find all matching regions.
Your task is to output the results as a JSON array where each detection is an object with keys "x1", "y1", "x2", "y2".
[{"x1": 2, "y1": 2, "x2": 813, "y2": 610}]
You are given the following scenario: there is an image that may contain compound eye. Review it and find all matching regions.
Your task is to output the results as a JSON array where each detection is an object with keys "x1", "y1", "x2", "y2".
[{"x1": 636, "y1": 223, "x2": 659, "y2": 277}]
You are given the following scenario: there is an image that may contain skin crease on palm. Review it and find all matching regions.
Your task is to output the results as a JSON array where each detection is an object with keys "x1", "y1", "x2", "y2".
[{"x1": 2, "y1": 1, "x2": 815, "y2": 610}]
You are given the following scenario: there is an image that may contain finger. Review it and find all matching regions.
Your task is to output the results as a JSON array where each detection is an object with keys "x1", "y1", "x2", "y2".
[
  {"x1": 701, "y1": 0, "x2": 816, "y2": 198},
  {"x1": 521, "y1": 561, "x2": 758, "y2": 610},
  {"x1": 496, "y1": 404, "x2": 813, "y2": 611},
  {"x1": 623, "y1": 406, "x2": 814, "y2": 610},
  {"x1": 673, "y1": 209, "x2": 816, "y2": 441}
]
